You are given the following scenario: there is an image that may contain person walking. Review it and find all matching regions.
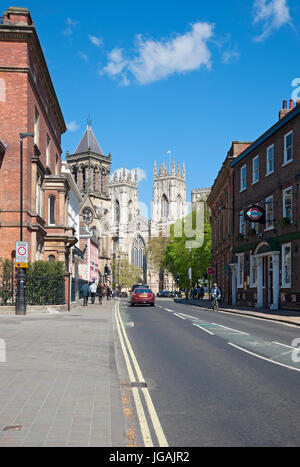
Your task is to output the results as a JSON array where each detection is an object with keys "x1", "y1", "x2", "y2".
[
  {"x1": 90, "y1": 280, "x2": 97, "y2": 304},
  {"x1": 97, "y1": 283, "x2": 104, "y2": 305},
  {"x1": 81, "y1": 281, "x2": 90, "y2": 307},
  {"x1": 106, "y1": 286, "x2": 112, "y2": 301}
]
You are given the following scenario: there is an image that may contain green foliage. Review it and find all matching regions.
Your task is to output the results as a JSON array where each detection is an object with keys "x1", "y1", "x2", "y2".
[
  {"x1": 113, "y1": 259, "x2": 143, "y2": 290},
  {"x1": 26, "y1": 261, "x2": 65, "y2": 305},
  {"x1": 0, "y1": 259, "x2": 14, "y2": 305},
  {"x1": 163, "y1": 210, "x2": 211, "y2": 289}
]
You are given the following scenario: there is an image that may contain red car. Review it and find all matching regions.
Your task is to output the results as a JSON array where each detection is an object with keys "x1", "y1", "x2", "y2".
[{"x1": 131, "y1": 288, "x2": 155, "y2": 307}]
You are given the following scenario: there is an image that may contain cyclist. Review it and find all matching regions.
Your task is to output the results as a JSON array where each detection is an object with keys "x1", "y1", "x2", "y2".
[{"x1": 211, "y1": 283, "x2": 221, "y2": 311}]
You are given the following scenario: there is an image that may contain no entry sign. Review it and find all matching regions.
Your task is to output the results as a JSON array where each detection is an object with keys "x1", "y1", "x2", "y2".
[{"x1": 16, "y1": 242, "x2": 29, "y2": 265}]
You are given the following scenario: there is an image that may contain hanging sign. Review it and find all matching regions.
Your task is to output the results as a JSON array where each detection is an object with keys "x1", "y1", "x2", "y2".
[{"x1": 245, "y1": 206, "x2": 265, "y2": 224}]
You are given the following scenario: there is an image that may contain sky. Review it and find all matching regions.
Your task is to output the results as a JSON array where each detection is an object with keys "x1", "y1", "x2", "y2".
[{"x1": 15, "y1": 0, "x2": 300, "y2": 214}]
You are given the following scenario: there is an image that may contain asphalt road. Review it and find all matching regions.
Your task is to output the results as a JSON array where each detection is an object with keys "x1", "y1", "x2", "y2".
[{"x1": 117, "y1": 298, "x2": 300, "y2": 447}]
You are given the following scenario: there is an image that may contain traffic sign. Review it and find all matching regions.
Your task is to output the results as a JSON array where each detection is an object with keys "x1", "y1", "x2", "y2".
[
  {"x1": 208, "y1": 267, "x2": 216, "y2": 276},
  {"x1": 16, "y1": 263, "x2": 28, "y2": 269},
  {"x1": 16, "y1": 242, "x2": 29, "y2": 264},
  {"x1": 245, "y1": 206, "x2": 265, "y2": 224}
]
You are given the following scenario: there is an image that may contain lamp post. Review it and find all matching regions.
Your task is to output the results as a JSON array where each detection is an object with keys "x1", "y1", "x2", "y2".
[{"x1": 15, "y1": 132, "x2": 34, "y2": 316}]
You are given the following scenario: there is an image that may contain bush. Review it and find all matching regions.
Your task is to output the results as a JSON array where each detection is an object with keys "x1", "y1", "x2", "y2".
[{"x1": 26, "y1": 261, "x2": 65, "y2": 305}]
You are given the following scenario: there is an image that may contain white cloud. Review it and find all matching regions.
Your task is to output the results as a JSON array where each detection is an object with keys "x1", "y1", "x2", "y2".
[
  {"x1": 89, "y1": 35, "x2": 103, "y2": 47},
  {"x1": 253, "y1": 0, "x2": 291, "y2": 41},
  {"x1": 222, "y1": 49, "x2": 240, "y2": 64},
  {"x1": 78, "y1": 51, "x2": 89, "y2": 62},
  {"x1": 62, "y1": 17, "x2": 79, "y2": 36},
  {"x1": 102, "y1": 22, "x2": 214, "y2": 86},
  {"x1": 67, "y1": 121, "x2": 80, "y2": 132}
]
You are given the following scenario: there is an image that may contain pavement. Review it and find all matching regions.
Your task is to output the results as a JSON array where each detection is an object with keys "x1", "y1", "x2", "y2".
[
  {"x1": 0, "y1": 298, "x2": 127, "y2": 447},
  {"x1": 177, "y1": 298, "x2": 300, "y2": 326}
]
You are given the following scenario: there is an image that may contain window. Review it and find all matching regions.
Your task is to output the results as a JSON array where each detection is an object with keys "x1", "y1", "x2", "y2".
[
  {"x1": 266, "y1": 145, "x2": 274, "y2": 175},
  {"x1": 250, "y1": 256, "x2": 257, "y2": 287},
  {"x1": 240, "y1": 165, "x2": 246, "y2": 191},
  {"x1": 46, "y1": 135, "x2": 51, "y2": 167},
  {"x1": 83, "y1": 208, "x2": 93, "y2": 225},
  {"x1": 162, "y1": 195, "x2": 169, "y2": 218},
  {"x1": 49, "y1": 195, "x2": 56, "y2": 225},
  {"x1": 55, "y1": 154, "x2": 59, "y2": 175},
  {"x1": 252, "y1": 156, "x2": 259, "y2": 184},
  {"x1": 0, "y1": 77, "x2": 6, "y2": 103},
  {"x1": 48, "y1": 255, "x2": 56, "y2": 262},
  {"x1": 237, "y1": 253, "x2": 244, "y2": 288},
  {"x1": 265, "y1": 196, "x2": 274, "y2": 230},
  {"x1": 283, "y1": 187, "x2": 292, "y2": 223},
  {"x1": 240, "y1": 210, "x2": 246, "y2": 236},
  {"x1": 114, "y1": 201, "x2": 120, "y2": 224},
  {"x1": 282, "y1": 243, "x2": 291, "y2": 288},
  {"x1": 34, "y1": 107, "x2": 39, "y2": 145},
  {"x1": 284, "y1": 131, "x2": 293, "y2": 165}
]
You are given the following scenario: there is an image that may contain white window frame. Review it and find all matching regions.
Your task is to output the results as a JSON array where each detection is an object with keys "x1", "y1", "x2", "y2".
[
  {"x1": 250, "y1": 255, "x2": 257, "y2": 288},
  {"x1": 282, "y1": 243, "x2": 292, "y2": 288},
  {"x1": 283, "y1": 131, "x2": 293, "y2": 166},
  {"x1": 283, "y1": 187, "x2": 293, "y2": 223},
  {"x1": 265, "y1": 195, "x2": 274, "y2": 230},
  {"x1": 48, "y1": 195, "x2": 56, "y2": 226},
  {"x1": 252, "y1": 156, "x2": 259, "y2": 184},
  {"x1": 266, "y1": 144, "x2": 274, "y2": 176},
  {"x1": 46, "y1": 134, "x2": 51, "y2": 168},
  {"x1": 237, "y1": 253, "x2": 244, "y2": 289},
  {"x1": 240, "y1": 165, "x2": 247, "y2": 192},
  {"x1": 34, "y1": 107, "x2": 39, "y2": 146},
  {"x1": 240, "y1": 210, "x2": 246, "y2": 236}
]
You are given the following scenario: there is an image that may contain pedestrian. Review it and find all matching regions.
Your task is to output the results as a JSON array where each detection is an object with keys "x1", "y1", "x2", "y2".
[
  {"x1": 81, "y1": 281, "x2": 90, "y2": 307},
  {"x1": 106, "y1": 287, "x2": 111, "y2": 301},
  {"x1": 200, "y1": 286, "x2": 205, "y2": 300},
  {"x1": 97, "y1": 283, "x2": 104, "y2": 305},
  {"x1": 197, "y1": 286, "x2": 201, "y2": 300},
  {"x1": 185, "y1": 288, "x2": 189, "y2": 302},
  {"x1": 90, "y1": 280, "x2": 97, "y2": 304}
]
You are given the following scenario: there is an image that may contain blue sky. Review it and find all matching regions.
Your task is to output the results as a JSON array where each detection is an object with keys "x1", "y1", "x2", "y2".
[{"x1": 18, "y1": 0, "x2": 300, "y2": 212}]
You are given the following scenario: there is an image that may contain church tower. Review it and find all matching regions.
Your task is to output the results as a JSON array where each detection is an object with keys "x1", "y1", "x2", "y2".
[{"x1": 151, "y1": 157, "x2": 188, "y2": 236}]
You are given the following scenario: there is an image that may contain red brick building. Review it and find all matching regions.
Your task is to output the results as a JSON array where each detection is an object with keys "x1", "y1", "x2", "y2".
[
  {"x1": 0, "y1": 7, "x2": 75, "y2": 266},
  {"x1": 207, "y1": 142, "x2": 252, "y2": 304},
  {"x1": 231, "y1": 100, "x2": 300, "y2": 310}
]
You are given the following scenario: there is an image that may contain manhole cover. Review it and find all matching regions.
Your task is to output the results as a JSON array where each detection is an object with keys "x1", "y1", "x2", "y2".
[{"x1": 121, "y1": 382, "x2": 147, "y2": 389}]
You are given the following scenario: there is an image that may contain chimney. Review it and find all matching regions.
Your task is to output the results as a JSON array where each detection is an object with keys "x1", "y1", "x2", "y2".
[
  {"x1": 279, "y1": 99, "x2": 293, "y2": 120},
  {"x1": 4, "y1": 7, "x2": 33, "y2": 26}
]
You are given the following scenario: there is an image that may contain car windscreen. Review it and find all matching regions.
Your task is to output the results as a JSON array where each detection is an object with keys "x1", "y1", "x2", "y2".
[{"x1": 134, "y1": 289, "x2": 152, "y2": 293}]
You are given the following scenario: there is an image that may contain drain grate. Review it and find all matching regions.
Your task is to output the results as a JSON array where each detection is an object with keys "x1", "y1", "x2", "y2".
[
  {"x1": 121, "y1": 382, "x2": 147, "y2": 389},
  {"x1": 3, "y1": 425, "x2": 23, "y2": 432}
]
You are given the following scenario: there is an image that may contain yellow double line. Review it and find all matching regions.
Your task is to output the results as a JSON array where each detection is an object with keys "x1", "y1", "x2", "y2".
[{"x1": 115, "y1": 301, "x2": 168, "y2": 447}]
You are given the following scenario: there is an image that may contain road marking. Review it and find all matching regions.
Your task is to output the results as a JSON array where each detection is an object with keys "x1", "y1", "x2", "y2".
[
  {"x1": 212, "y1": 323, "x2": 249, "y2": 335},
  {"x1": 174, "y1": 313, "x2": 186, "y2": 320},
  {"x1": 272, "y1": 342, "x2": 295, "y2": 350},
  {"x1": 164, "y1": 308, "x2": 174, "y2": 313},
  {"x1": 193, "y1": 323, "x2": 215, "y2": 335},
  {"x1": 228, "y1": 342, "x2": 300, "y2": 372},
  {"x1": 116, "y1": 302, "x2": 169, "y2": 447},
  {"x1": 115, "y1": 303, "x2": 153, "y2": 447}
]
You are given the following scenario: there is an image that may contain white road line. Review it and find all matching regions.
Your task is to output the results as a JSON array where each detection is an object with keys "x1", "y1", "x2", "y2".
[
  {"x1": 193, "y1": 323, "x2": 215, "y2": 335},
  {"x1": 114, "y1": 303, "x2": 153, "y2": 447},
  {"x1": 212, "y1": 323, "x2": 249, "y2": 335},
  {"x1": 164, "y1": 308, "x2": 174, "y2": 312},
  {"x1": 116, "y1": 302, "x2": 169, "y2": 447},
  {"x1": 174, "y1": 313, "x2": 186, "y2": 320},
  {"x1": 228, "y1": 342, "x2": 300, "y2": 372},
  {"x1": 272, "y1": 342, "x2": 295, "y2": 350}
]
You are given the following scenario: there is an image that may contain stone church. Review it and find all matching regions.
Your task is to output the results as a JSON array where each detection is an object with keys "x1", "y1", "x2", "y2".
[{"x1": 66, "y1": 123, "x2": 188, "y2": 292}]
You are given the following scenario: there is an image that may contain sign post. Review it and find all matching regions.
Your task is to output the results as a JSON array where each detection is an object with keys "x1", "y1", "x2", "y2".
[{"x1": 15, "y1": 242, "x2": 28, "y2": 316}]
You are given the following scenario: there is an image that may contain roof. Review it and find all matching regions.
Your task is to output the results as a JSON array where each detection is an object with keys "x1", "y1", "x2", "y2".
[{"x1": 74, "y1": 125, "x2": 104, "y2": 156}]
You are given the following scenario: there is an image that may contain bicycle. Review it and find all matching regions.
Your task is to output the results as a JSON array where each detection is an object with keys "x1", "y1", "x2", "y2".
[{"x1": 211, "y1": 296, "x2": 220, "y2": 311}]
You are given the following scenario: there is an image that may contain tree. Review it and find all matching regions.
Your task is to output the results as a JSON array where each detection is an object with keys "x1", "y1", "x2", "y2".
[
  {"x1": 164, "y1": 209, "x2": 211, "y2": 289},
  {"x1": 114, "y1": 259, "x2": 143, "y2": 290}
]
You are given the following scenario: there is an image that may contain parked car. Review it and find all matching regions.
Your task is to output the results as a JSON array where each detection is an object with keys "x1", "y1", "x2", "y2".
[{"x1": 131, "y1": 288, "x2": 155, "y2": 307}]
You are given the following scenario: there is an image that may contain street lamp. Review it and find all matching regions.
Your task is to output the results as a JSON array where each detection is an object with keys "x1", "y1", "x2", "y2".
[{"x1": 15, "y1": 132, "x2": 34, "y2": 316}]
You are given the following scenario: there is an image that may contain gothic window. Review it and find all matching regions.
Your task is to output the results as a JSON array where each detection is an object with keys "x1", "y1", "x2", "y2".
[
  {"x1": 131, "y1": 236, "x2": 146, "y2": 274},
  {"x1": 161, "y1": 194, "x2": 169, "y2": 219},
  {"x1": 114, "y1": 200, "x2": 120, "y2": 224},
  {"x1": 128, "y1": 201, "x2": 133, "y2": 222},
  {"x1": 72, "y1": 167, "x2": 78, "y2": 185},
  {"x1": 83, "y1": 208, "x2": 93, "y2": 225},
  {"x1": 82, "y1": 167, "x2": 86, "y2": 191},
  {"x1": 102, "y1": 170, "x2": 107, "y2": 194}
]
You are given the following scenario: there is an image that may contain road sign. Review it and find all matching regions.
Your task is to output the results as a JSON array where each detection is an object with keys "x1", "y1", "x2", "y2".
[
  {"x1": 16, "y1": 242, "x2": 29, "y2": 264},
  {"x1": 16, "y1": 263, "x2": 28, "y2": 269},
  {"x1": 245, "y1": 205, "x2": 265, "y2": 223},
  {"x1": 208, "y1": 267, "x2": 216, "y2": 276}
]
